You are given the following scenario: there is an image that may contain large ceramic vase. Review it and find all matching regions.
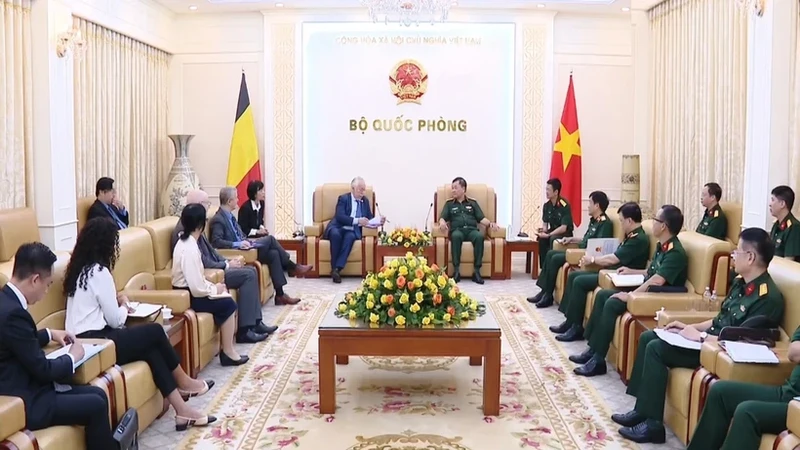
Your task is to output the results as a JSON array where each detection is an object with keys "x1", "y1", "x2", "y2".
[
  {"x1": 161, "y1": 135, "x2": 200, "y2": 217},
  {"x1": 621, "y1": 154, "x2": 641, "y2": 203}
]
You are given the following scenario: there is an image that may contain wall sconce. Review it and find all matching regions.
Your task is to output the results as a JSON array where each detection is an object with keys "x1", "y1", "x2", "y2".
[
  {"x1": 736, "y1": 0, "x2": 765, "y2": 17},
  {"x1": 56, "y1": 26, "x2": 87, "y2": 59}
]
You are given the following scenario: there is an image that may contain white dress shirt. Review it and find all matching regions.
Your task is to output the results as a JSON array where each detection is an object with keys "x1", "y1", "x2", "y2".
[
  {"x1": 173, "y1": 234, "x2": 220, "y2": 297},
  {"x1": 344, "y1": 195, "x2": 364, "y2": 231},
  {"x1": 247, "y1": 200, "x2": 264, "y2": 237},
  {"x1": 65, "y1": 264, "x2": 128, "y2": 336}
]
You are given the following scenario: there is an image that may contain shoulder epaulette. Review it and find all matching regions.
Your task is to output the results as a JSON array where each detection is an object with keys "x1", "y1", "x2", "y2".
[
  {"x1": 628, "y1": 232, "x2": 638, "y2": 238},
  {"x1": 788, "y1": 219, "x2": 793, "y2": 228},
  {"x1": 559, "y1": 198, "x2": 567, "y2": 207},
  {"x1": 600, "y1": 215, "x2": 607, "y2": 221},
  {"x1": 667, "y1": 242, "x2": 674, "y2": 251},
  {"x1": 713, "y1": 210, "x2": 719, "y2": 218},
  {"x1": 759, "y1": 283, "x2": 768, "y2": 296}
]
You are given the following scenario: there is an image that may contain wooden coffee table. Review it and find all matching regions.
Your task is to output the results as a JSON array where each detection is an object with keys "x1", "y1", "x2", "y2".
[
  {"x1": 503, "y1": 238, "x2": 539, "y2": 279},
  {"x1": 374, "y1": 244, "x2": 436, "y2": 271},
  {"x1": 162, "y1": 316, "x2": 189, "y2": 374},
  {"x1": 318, "y1": 294, "x2": 502, "y2": 415},
  {"x1": 277, "y1": 236, "x2": 306, "y2": 265}
]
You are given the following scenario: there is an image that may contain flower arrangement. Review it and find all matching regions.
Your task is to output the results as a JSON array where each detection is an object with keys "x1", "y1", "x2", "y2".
[
  {"x1": 378, "y1": 227, "x2": 432, "y2": 247},
  {"x1": 335, "y1": 252, "x2": 486, "y2": 327}
]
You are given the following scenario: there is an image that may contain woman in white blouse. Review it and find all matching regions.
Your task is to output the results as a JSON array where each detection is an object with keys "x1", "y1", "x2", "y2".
[
  {"x1": 173, "y1": 203, "x2": 247, "y2": 366},
  {"x1": 64, "y1": 217, "x2": 216, "y2": 431}
]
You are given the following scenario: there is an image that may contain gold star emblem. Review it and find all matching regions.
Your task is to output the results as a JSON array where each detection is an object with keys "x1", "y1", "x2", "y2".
[{"x1": 553, "y1": 124, "x2": 581, "y2": 172}]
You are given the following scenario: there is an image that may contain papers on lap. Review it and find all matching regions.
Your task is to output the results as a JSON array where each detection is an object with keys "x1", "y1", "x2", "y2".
[
  {"x1": 653, "y1": 328, "x2": 701, "y2": 350},
  {"x1": 586, "y1": 238, "x2": 620, "y2": 257},
  {"x1": 209, "y1": 292, "x2": 233, "y2": 299},
  {"x1": 365, "y1": 217, "x2": 383, "y2": 229},
  {"x1": 47, "y1": 343, "x2": 105, "y2": 369},
  {"x1": 720, "y1": 341, "x2": 779, "y2": 364},
  {"x1": 126, "y1": 302, "x2": 161, "y2": 318},
  {"x1": 609, "y1": 273, "x2": 644, "y2": 288}
]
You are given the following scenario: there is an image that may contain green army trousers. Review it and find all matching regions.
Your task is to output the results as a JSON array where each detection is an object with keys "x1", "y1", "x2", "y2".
[
  {"x1": 584, "y1": 289, "x2": 627, "y2": 357},
  {"x1": 450, "y1": 228, "x2": 484, "y2": 271},
  {"x1": 536, "y1": 250, "x2": 567, "y2": 295},
  {"x1": 557, "y1": 271, "x2": 599, "y2": 326}
]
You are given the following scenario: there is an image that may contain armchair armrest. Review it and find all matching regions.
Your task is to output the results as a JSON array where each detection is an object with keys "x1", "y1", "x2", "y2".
[
  {"x1": 217, "y1": 249, "x2": 257, "y2": 263},
  {"x1": 204, "y1": 269, "x2": 224, "y2": 284},
  {"x1": 363, "y1": 227, "x2": 379, "y2": 238},
  {"x1": 598, "y1": 270, "x2": 615, "y2": 290},
  {"x1": 712, "y1": 342, "x2": 795, "y2": 385},
  {"x1": 0, "y1": 396, "x2": 24, "y2": 442},
  {"x1": 488, "y1": 226, "x2": 506, "y2": 239},
  {"x1": 305, "y1": 223, "x2": 323, "y2": 237},
  {"x1": 555, "y1": 241, "x2": 580, "y2": 252},
  {"x1": 626, "y1": 291, "x2": 700, "y2": 316},
  {"x1": 788, "y1": 401, "x2": 800, "y2": 436},
  {"x1": 657, "y1": 311, "x2": 718, "y2": 328},
  {"x1": 43, "y1": 339, "x2": 116, "y2": 385},
  {"x1": 565, "y1": 249, "x2": 586, "y2": 265},
  {"x1": 124, "y1": 289, "x2": 191, "y2": 314},
  {"x1": 432, "y1": 226, "x2": 447, "y2": 239}
]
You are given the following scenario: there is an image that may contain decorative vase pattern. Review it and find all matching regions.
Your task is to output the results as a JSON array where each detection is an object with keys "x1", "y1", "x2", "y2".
[
  {"x1": 621, "y1": 154, "x2": 641, "y2": 204},
  {"x1": 161, "y1": 135, "x2": 200, "y2": 217}
]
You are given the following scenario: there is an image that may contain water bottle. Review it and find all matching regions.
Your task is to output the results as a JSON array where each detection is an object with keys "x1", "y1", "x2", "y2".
[
  {"x1": 699, "y1": 287, "x2": 711, "y2": 312},
  {"x1": 710, "y1": 290, "x2": 718, "y2": 311}
]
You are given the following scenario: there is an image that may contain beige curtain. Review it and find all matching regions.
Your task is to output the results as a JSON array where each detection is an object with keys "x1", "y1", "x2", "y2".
[
  {"x1": 0, "y1": 0, "x2": 31, "y2": 209},
  {"x1": 649, "y1": 0, "x2": 748, "y2": 229},
  {"x1": 789, "y1": 0, "x2": 800, "y2": 191},
  {"x1": 73, "y1": 17, "x2": 170, "y2": 225}
]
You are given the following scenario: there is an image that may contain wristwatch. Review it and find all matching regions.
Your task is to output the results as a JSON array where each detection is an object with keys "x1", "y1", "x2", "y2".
[{"x1": 699, "y1": 331, "x2": 708, "y2": 342}]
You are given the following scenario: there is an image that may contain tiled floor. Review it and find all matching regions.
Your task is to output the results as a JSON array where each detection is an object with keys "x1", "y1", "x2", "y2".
[{"x1": 141, "y1": 257, "x2": 687, "y2": 450}]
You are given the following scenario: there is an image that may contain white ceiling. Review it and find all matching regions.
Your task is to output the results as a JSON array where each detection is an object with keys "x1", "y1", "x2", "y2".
[{"x1": 154, "y1": 0, "x2": 633, "y2": 15}]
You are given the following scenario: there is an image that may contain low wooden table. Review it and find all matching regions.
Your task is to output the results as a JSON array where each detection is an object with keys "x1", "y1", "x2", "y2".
[
  {"x1": 162, "y1": 316, "x2": 189, "y2": 375},
  {"x1": 318, "y1": 294, "x2": 502, "y2": 415},
  {"x1": 374, "y1": 244, "x2": 436, "y2": 271},
  {"x1": 277, "y1": 236, "x2": 307, "y2": 265},
  {"x1": 503, "y1": 238, "x2": 540, "y2": 279}
]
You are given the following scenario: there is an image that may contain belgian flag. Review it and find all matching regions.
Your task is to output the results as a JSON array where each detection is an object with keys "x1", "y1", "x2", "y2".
[{"x1": 226, "y1": 73, "x2": 261, "y2": 207}]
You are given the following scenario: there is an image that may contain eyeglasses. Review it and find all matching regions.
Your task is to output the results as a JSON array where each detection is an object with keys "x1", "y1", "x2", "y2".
[
  {"x1": 653, "y1": 218, "x2": 664, "y2": 224},
  {"x1": 731, "y1": 249, "x2": 755, "y2": 257}
]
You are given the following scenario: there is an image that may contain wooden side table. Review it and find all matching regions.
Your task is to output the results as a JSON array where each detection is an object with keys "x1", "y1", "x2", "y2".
[
  {"x1": 503, "y1": 239, "x2": 540, "y2": 279},
  {"x1": 163, "y1": 316, "x2": 189, "y2": 374},
  {"x1": 374, "y1": 245, "x2": 436, "y2": 271},
  {"x1": 277, "y1": 237, "x2": 307, "y2": 265}
]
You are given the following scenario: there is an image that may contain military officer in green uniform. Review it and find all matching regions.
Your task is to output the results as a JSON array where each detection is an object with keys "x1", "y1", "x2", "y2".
[
  {"x1": 695, "y1": 182, "x2": 728, "y2": 240},
  {"x1": 527, "y1": 191, "x2": 614, "y2": 308},
  {"x1": 612, "y1": 227, "x2": 785, "y2": 444},
  {"x1": 570, "y1": 205, "x2": 689, "y2": 377},
  {"x1": 550, "y1": 202, "x2": 650, "y2": 341},
  {"x1": 687, "y1": 324, "x2": 800, "y2": 450},
  {"x1": 769, "y1": 185, "x2": 800, "y2": 262},
  {"x1": 532, "y1": 178, "x2": 574, "y2": 307},
  {"x1": 438, "y1": 177, "x2": 499, "y2": 285}
]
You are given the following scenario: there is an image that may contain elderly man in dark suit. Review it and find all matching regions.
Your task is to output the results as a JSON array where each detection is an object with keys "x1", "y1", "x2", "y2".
[
  {"x1": 87, "y1": 176, "x2": 129, "y2": 229},
  {"x1": 172, "y1": 190, "x2": 277, "y2": 343},
  {"x1": 210, "y1": 186, "x2": 311, "y2": 306},
  {"x1": 0, "y1": 243, "x2": 116, "y2": 450},
  {"x1": 325, "y1": 177, "x2": 385, "y2": 283}
]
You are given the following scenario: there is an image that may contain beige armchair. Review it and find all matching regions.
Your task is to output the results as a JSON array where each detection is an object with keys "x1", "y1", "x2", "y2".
[
  {"x1": 76, "y1": 196, "x2": 95, "y2": 234},
  {"x1": 304, "y1": 184, "x2": 378, "y2": 277},
  {"x1": 431, "y1": 184, "x2": 506, "y2": 278},
  {"x1": 0, "y1": 208, "x2": 71, "y2": 278}
]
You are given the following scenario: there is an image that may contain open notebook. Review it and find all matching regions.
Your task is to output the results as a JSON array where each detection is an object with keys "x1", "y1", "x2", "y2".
[
  {"x1": 720, "y1": 341, "x2": 779, "y2": 364},
  {"x1": 47, "y1": 343, "x2": 105, "y2": 370},
  {"x1": 609, "y1": 273, "x2": 645, "y2": 288},
  {"x1": 653, "y1": 328, "x2": 702, "y2": 350},
  {"x1": 126, "y1": 302, "x2": 161, "y2": 318}
]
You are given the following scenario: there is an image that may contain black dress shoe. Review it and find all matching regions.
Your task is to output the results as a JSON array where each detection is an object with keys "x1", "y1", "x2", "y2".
[
  {"x1": 568, "y1": 348, "x2": 595, "y2": 364},
  {"x1": 220, "y1": 353, "x2": 250, "y2": 367},
  {"x1": 611, "y1": 409, "x2": 645, "y2": 427},
  {"x1": 453, "y1": 271, "x2": 461, "y2": 283},
  {"x1": 236, "y1": 330, "x2": 268, "y2": 344},
  {"x1": 555, "y1": 324, "x2": 584, "y2": 342},
  {"x1": 618, "y1": 420, "x2": 666, "y2": 444},
  {"x1": 549, "y1": 320, "x2": 571, "y2": 334},
  {"x1": 535, "y1": 293, "x2": 554, "y2": 308},
  {"x1": 526, "y1": 292, "x2": 544, "y2": 304},
  {"x1": 573, "y1": 356, "x2": 607, "y2": 377},
  {"x1": 331, "y1": 269, "x2": 342, "y2": 284},
  {"x1": 254, "y1": 322, "x2": 278, "y2": 335},
  {"x1": 472, "y1": 272, "x2": 484, "y2": 284}
]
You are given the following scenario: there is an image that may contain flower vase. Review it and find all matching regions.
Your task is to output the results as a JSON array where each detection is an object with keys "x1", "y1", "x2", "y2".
[
  {"x1": 621, "y1": 154, "x2": 640, "y2": 203},
  {"x1": 161, "y1": 135, "x2": 200, "y2": 217}
]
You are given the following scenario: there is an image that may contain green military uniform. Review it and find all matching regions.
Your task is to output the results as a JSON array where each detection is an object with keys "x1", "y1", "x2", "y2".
[
  {"x1": 558, "y1": 226, "x2": 650, "y2": 327},
  {"x1": 441, "y1": 197, "x2": 485, "y2": 272},
  {"x1": 770, "y1": 213, "x2": 800, "y2": 261},
  {"x1": 539, "y1": 197, "x2": 574, "y2": 269},
  {"x1": 535, "y1": 213, "x2": 613, "y2": 296},
  {"x1": 583, "y1": 236, "x2": 689, "y2": 359},
  {"x1": 688, "y1": 324, "x2": 800, "y2": 450},
  {"x1": 695, "y1": 204, "x2": 728, "y2": 241},
  {"x1": 627, "y1": 272, "x2": 784, "y2": 428}
]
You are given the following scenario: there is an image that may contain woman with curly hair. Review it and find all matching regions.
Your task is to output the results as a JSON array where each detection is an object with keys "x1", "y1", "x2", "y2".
[{"x1": 64, "y1": 217, "x2": 216, "y2": 431}]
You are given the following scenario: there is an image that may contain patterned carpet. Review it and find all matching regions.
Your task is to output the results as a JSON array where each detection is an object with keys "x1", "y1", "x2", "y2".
[{"x1": 175, "y1": 293, "x2": 640, "y2": 450}]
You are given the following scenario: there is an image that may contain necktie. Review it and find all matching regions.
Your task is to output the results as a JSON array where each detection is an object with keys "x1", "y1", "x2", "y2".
[
  {"x1": 230, "y1": 215, "x2": 245, "y2": 241},
  {"x1": 354, "y1": 201, "x2": 363, "y2": 239},
  {"x1": 106, "y1": 205, "x2": 127, "y2": 229}
]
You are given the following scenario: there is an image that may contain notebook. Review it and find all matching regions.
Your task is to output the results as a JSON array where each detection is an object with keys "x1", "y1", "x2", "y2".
[
  {"x1": 653, "y1": 328, "x2": 702, "y2": 350},
  {"x1": 720, "y1": 341, "x2": 779, "y2": 364},
  {"x1": 209, "y1": 292, "x2": 233, "y2": 299},
  {"x1": 586, "y1": 238, "x2": 621, "y2": 257},
  {"x1": 609, "y1": 273, "x2": 645, "y2": 288},
  {"x1": 126, "y1": 302, "x2": 161, "y2": 318},
  {"x1": 47, "y1": 343, "x2": 105, "y2": 370}
]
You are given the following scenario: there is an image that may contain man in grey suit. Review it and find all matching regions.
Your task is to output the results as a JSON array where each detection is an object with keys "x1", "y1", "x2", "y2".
[
  {"x1": 209, "y1": 186, "x2": 311, "y2": 306},
  {"x1": 172, "y1": 190, "x2": 277, "y2": 344}
]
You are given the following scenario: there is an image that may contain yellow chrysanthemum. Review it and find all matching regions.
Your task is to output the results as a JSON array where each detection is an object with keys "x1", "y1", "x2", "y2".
[
  {"x1": 369, "y1": 279, "x2": 379, "y2": 289},
  {"x1": 460, "y1": 297, "x2": 468, "y2": 306},
  {"x1": 405, "y1": 251, "x2": 414, "y2": 259},
  {"x1": 399, "y1": 293, "x2": 410, "y2": 304},
  {"x1": 356, "y1": 289, "x2": 364, "y2": 296},
  {"x1": 428, "y1": 312, "x2": 435, "y2": 320},
  {"x1": 369, "y1": 313, "x2": 380, "y2": 323},
  {"x1": 348, "y1": 310, "x2": 357, "y2": 319},
  {"x1": 408, "y1": 258, "x2": 417, "y2": 268},
  {"x1": 367, "y1": 293, "x2": 375, "y2": 302},
  {"x1": 349, "y1": 298, "x2": 357, "y2": 306},
  {"x1": 415, "y1": 291, "x2": 424, "y2": 303},
  {"x1": 422, "y1": 316, "x2": 431, "y2": 325},
  {"x1": 395, "y1": 315, "x2": 406, "y2": 326},
  {"x1": 470, "y1": 301, "x2": 478, "y2": 311},
  {"x1": 366, "y1": 300, "x2": 375, "y2": 309},
  {"x1": 437, "y1": 276, "x2": 447, "y2": 288},
  {"x1": 390, "y1": 259, "x2": 399, "y2": 268},
  {"x1": 443, "y1": 313, "x2": 451, "y2": 322},
  {"x1": 448, "y1": 290, "x2": 457, "y2": 299},
  {"x1": 410, "y1": 303, "x2": 420, "y2": 313}
]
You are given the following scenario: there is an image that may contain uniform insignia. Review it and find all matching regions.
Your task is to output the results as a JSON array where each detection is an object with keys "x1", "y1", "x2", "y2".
[
  {"x1": 788, "y1": 219, "x2": 793, "y2": 228},
  {"x1": 703, "y1": 221, "x2": 709, "y2": 227},
  {"x1": 745, "y1": 283, "x2": 755, "y2": 296},
  {"x1": 559, "y1": 199, "x2": 567, "y2": 207},
  {"x1": 600, "y1": 216, "x2": 607, "y2": 221},
  {"x1": 740, "y1": 305, "x2": 746, "y2": 312},
  {"x1": 777, "y1": 239, "x2": 782, "y2": 244},
  {"x1": 759, "y1": 283, "x2": 768, "y2": 296},
  {"x1": 629, "y1": 232, "x2": 638, "y2": 238},
  {"x1": 714, "y1": 210, "x2": 719, "y2": 218},
  {"x1": 735, "y1": 274, "x2": 743, "y2": 279}
]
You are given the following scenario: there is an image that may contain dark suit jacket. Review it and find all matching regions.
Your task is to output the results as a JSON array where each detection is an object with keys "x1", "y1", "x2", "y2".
[
  {"x1": 0, "y1": 286, "x2": 74, "y2": 429},
  {"x1": 238, "y1": 200, "x2": 265, "y2": 237},
  {"x1": 87, "y1": 199, "x2": 129, "y2": 228},
  {"x1": 323, "y1": 193, "x2": 373, "y2": 239},
  {"x1": 209, "y1": 208, "x2": 249, "y2": 250},
  {"x1": 171, "y1": 223, "x2": 227, "y2": 270}
]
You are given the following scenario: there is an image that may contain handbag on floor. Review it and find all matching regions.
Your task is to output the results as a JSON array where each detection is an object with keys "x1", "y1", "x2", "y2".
[{"x1": 114, "y1": 408, "x2": 139, "y2": 450}]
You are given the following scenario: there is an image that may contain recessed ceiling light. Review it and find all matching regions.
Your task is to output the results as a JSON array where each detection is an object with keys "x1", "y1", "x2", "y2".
[
  {"x1": 275, "y1": 2, "x2": 284, "y2": 6},
  {"x1": 537, "y1": 3, "x2": 545, "y2": 7},
  {"x1": 621, "y1": 6, "x2": 630, "y2": 11},
  {"x1": 188, "y1": 5, "x2": 197, "y2": 10}
]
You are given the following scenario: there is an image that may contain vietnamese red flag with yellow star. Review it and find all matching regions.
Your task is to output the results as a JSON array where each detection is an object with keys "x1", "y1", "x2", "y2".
[
  {"x1": 226, "y1": 73, "x2": 262, "y2": 207},
  {"x1": 550, "y1": 75, "x2": 582, "y2": 226}
]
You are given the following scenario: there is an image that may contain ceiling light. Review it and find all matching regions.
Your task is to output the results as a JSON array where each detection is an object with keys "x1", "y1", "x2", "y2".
[
  {"x1": 275, "y1": 2, "x2": 284, "y2": 6},
  {"x1": 188, "y1": 5, "x2": 197, "y2": 10},
  {"x1": 621, "y1": 6, "x2": 630, "y2": 11}
]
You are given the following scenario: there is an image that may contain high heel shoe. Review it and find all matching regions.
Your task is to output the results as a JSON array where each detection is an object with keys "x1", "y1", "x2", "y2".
[
  {"x1": 220, "y1": 352, "x2": 249, "y2": 367},
  {"x1": 179, "y1": 380, "x2": 215, "y2": 401},
  {"x1": 175, "y1": 414, "x2": 217, "y2": 431}
]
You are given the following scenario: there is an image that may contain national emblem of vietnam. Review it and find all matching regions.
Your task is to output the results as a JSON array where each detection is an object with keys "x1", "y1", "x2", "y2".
[{"x1": 389, "y1": 59, "x2": 428, "y2": 105}]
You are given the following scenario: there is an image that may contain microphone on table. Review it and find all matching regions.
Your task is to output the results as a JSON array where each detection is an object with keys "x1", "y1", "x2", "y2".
[
  {"x1": 517, "y1": 205, "x2": 540, "y2": 238},
  {"x1": 424, "y1": 202, "x2": 434, "y2": 233},
  {"x1": 276, "y1": 204, "x2": 305, "y2": 238}
]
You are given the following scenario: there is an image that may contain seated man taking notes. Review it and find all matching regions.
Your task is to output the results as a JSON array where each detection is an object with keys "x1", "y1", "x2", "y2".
[
  {"x1": 612, "y1": 227, "x2": 785, "y2": 444},
  {"x1": 0, "y1": 243, "x2": 116, "y2": 450}
]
